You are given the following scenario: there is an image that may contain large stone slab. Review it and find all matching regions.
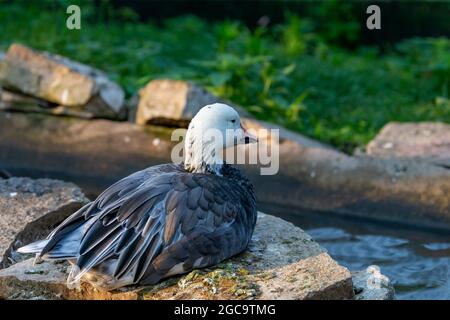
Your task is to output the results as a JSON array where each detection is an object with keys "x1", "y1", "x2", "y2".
[
  {"x1": 366, "y1": 122, "x2": 450, "y2": 167},
  {"x1": 0, "y1": 44, "x2": 125, "y2": 119},
  {"x1": 0, "y1": 177, "x2": 89, "y2": 268},
  {"x1": 1, "y1": 111, "x2": 449, "y2": 230},
  {"x1": 0, "y1": 212, "x2": 354, "y2": 300}
]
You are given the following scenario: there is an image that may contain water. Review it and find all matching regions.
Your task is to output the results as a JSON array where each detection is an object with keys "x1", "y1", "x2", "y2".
[{"x1": 265, "y1": 205, "x2": 450, "y2": 300}]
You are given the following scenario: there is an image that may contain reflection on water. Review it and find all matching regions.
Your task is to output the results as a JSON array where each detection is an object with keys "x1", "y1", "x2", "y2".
[{"x1": 263, "y1": 204, "x2": 450, "y2": 300}]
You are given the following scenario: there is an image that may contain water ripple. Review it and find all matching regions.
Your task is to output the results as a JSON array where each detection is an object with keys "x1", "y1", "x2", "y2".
[{"x1": 307, "y1": 227, "x2": 450, "y2": 300}]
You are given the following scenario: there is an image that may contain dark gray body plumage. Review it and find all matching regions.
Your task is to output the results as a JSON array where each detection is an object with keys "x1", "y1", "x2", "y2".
[{"x1": 32, "y1": 163, "x2": 257, "y2": 290}]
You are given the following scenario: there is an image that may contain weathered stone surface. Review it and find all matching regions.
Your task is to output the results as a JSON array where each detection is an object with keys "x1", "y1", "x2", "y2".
[
  {"x1": 0, "y1": 44, "x2": 125, "y2": 119},
  {"x1": 0, "y1": 44, "x2": 92, "y2": 107},
  {"x1": 134, "y1": 79, "x2": 251, "y2": 126},
  {"x1": 0, "y1": 177, "x2": 89, "y2": 268},
  {"x1": 1, "y1": 111, "x2": 449, "y2": 230},
  {"x1": 0, "y1": 212, "x2": 354, "y2": 300},
  {"x1": 352, "y1": 266, "x2": 395, "y2": 300},
  {"x1": 366, "y1": 122, "x2": 450, "y2": 167}
]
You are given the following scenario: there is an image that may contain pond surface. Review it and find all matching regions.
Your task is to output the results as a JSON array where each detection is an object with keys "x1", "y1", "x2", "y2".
[{"x1": 267, "y1": 205, "x2": 450, "y2": 300}]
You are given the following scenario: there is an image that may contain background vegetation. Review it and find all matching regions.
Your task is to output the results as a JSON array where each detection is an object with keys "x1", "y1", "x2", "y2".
[{"x1": 1, "y1": 0, "x2": 449, "y2": 152}]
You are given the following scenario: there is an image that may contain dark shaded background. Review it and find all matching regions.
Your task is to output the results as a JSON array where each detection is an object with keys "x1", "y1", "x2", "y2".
[{"x1": 108, "y1": 0, "x2": 450, "y2": 48}]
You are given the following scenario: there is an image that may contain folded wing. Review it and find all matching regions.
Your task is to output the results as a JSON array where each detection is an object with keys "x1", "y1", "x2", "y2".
[{"x1": 29, "y1": 164, "x2": 256, "y2": 289}]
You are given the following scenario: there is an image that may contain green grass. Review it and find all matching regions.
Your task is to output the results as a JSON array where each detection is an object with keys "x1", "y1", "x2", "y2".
[{"x1": 1, "y1": 2, "x2": 449, "y2": 152}]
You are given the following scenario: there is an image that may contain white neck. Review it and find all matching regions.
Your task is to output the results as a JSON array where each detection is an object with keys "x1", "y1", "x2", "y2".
[{"x1": 184, "y1": 123, "x2": 223, "y2": 175}]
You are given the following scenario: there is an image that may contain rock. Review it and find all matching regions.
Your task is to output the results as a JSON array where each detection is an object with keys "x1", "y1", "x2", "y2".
[
  {"x1": 0, "y1": 44, "x2": 92, "y2": 107},
  {"x1": 0, "y1": 177, "x2": 89, "y2": 268},
  {"x1": 366, "y1": 122, "x2": 450, "y2": 168},
  {"x1": 352, "y1": 266, "x2": 395, "y2": 300},
  {"x1": 0, "y1": 44, "x2": 125, "y2": 119},
  {"x1": 1, "y1": 111, "x2": 449, "y2": 230},
  {"x1": 0, "y1": 212, "x2": 355, "y2": 300},
  {"x1": 134, "y1": 79, "x2": 252, "y2": 126}
]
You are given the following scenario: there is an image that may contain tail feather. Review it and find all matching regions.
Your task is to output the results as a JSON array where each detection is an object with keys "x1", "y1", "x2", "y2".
[{"x1": 17, "y1": 239, "x2": 49, "y2": 254}]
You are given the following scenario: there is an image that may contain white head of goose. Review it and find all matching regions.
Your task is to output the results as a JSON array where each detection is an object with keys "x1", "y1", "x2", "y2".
[
  {"x1": 184, "y1": 103, "x2": 257, "y2": 174},
  {"x1": 18, "y1": 103, "x2": 258, "y2": 291}
]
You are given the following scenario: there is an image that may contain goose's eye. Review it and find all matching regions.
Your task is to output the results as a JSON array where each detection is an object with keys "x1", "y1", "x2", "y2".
[{"x1": 230, "y1": 119, "x2": 236, "y2": 124}]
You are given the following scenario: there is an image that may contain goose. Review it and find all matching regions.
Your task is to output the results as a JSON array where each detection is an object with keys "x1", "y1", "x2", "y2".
[{"x1": 18, "y1": 103, "x2": 258, "y2": 291}]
